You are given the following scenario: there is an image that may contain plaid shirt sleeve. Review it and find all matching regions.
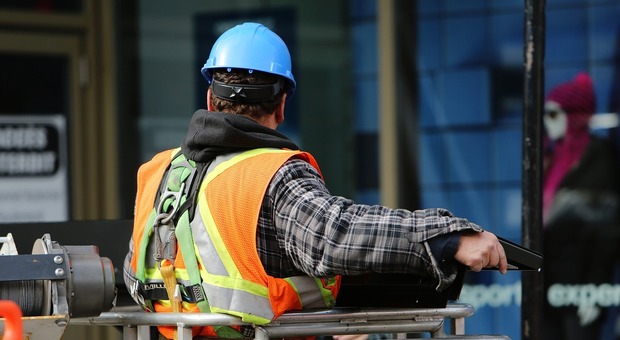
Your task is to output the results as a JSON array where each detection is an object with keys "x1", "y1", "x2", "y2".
[{"x1": 257, "y1": 158, "x2": 483, "y2": 290}]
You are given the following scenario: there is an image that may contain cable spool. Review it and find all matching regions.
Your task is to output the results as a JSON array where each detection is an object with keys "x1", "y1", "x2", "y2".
[
  {"x1": 0, "y1": 233, "x2": 116, "y2": 318},
  {"x1": 0, "y1": 237, "x2": 49, "y2": 316},
  {"x1": 31, "y1": 237, "x2": 52, "y2": 316},
  {"x1": 0, "y1": 280, "x2": 44, "y2": 316}
]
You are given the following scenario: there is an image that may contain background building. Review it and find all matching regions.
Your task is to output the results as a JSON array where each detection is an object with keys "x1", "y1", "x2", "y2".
[{"x1": 1, "y1": 0, "x2": 619, "y2": 339}]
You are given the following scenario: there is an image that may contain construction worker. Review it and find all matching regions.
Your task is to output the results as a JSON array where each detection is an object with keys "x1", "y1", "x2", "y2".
[{"x1": 123, "y1": 22, "x2": 507, "y2": 339}]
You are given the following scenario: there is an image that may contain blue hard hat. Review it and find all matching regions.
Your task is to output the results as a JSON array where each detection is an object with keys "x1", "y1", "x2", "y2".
[{"x1": 201, "y1": 22, "x2": 296, "y2": 98}]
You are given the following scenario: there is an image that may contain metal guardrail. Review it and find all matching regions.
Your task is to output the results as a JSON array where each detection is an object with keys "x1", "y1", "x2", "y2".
[{"x1": 71, "y1": 303, "x2": 510, "y2": 340}]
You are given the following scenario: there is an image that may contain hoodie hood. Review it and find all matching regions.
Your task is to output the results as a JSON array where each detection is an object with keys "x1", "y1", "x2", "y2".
[{"x1": 181, "y1": 110, "x2": 299, "y2": 162}]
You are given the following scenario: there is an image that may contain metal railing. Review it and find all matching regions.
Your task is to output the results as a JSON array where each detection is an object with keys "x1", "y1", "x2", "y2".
[{"x1": 71, "y1": 303, "x2": 510, "y2": 340}]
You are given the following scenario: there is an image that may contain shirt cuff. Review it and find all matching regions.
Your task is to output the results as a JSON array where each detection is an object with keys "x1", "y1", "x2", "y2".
[{"x1": 427, "y1": 232, "x2": 460, "y2": 264}]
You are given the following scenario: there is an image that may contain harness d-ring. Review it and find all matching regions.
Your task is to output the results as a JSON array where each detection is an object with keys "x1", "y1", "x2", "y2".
[{"x1": 156, "y1": 181, "x2": 187, "y2": 225}]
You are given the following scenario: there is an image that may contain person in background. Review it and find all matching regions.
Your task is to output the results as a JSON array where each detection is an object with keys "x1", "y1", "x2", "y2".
[
  {"x1": 542, "y1": 73, "x2": 620, "y2": 340},
  {"x1": 123, "y1": 22, "x2": 507, "y2": 340}
]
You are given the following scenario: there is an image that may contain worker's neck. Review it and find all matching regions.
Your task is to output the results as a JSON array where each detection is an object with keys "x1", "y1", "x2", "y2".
[{"x1": 248, "y1": 114, "x2": 278, "y2": 129}]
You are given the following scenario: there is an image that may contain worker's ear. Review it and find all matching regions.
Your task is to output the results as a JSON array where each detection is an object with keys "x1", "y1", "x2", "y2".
[
  {"x1": 275, "y1": 93, "x2": 286, "y2": 124},
  {"x1": 206, "y1": 87, "x2": 215, "y2": 111}
]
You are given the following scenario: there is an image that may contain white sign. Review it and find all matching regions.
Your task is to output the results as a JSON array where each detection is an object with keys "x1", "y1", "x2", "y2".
[{"x1": 0, "y1": 115, "x2": 68, "y2": 222}]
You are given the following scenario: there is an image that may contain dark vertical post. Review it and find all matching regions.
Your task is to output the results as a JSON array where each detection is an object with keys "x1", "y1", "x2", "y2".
[{"x1": 521, "y1": 0, "x2": 545, "y2": 339}]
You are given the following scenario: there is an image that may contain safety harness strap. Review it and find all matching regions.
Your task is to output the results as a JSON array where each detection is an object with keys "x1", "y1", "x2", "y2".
[
  {"x1": 162, "y1": 153, "x2": 243, "y2": 338},
  {"x1": 138, "y1": 282, "x2": 205, "y2": 302},
  {"x1": 175, "y1": 170, "x2": 244, "y2": 338},
  {"x1": 175, "y1": 211, "x2": 210, "y2": 312},
  {"x1": 160, "y1": 261, "x2": 181, "y2": 313}
]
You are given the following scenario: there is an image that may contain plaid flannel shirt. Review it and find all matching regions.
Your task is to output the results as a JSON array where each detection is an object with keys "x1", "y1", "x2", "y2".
[{"x1": 257, "y1": 158, "x2": 482, "y2": 289}]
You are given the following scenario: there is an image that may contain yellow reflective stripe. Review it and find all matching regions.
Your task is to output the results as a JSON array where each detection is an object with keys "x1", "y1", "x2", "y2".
[
  {"x1": 194, "y1": 205, "x2": 269, "y2": 296},
  {"x1": 145, "y1": 267, "x2": 190, "y2": 282},
  {"x1": 190, "y1": 149, "x2": 285, "y2": 322},
  {"x1": 198, "y1": 148, "x2": 293, "y2": 281},
  {"x1": 190, "y1": 212, "x2": 228, "y2": 276},
  {"x1": 317, "y1": 278, "x2": 337, "y2": 308},
  {"x1": 145, "y1": 267, "x2": 163, "y2": 279},
  {"x1": 192, "y1": 204, "x2": 272, "y2": 318},
  {"x1": 201, "y1": 282, "x2": 274, "y2": 324},
  {"x1": 176, "y1": 269, "x2": 190, "y2": 281},
  {"x1": 203, "y1": 148, "x2": 293, "y2": 183},
  {"x1": 285, "y1": 276, "x2": 330, "y2": 309},
  {"x1": 195, "y1": 187, "x2": 240, "y2": 277},
  {"x1": 210, "y1": 305, "x2": 271, "y2": 325},
  {"x1": 198, "y1": 270, "x2": 268, "y2": 296},
  {"x1": 196, "y1": 186, "x2": 269, "y2": 297}
]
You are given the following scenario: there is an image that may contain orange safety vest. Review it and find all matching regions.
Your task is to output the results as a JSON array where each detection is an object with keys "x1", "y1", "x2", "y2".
[{"x1": 128, "y1": 148, "x2": 341, "y2": 338}]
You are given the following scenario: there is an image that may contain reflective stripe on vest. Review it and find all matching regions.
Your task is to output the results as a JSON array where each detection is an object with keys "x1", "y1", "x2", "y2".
[{"x1": 193, "y1": 148, "x2": 339, "y2": 323}]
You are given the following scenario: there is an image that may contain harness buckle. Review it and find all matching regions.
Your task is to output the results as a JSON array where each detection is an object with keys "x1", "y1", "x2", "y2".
[{"x1": 152, "y1": 213, "x2": 176, "y2": 262}]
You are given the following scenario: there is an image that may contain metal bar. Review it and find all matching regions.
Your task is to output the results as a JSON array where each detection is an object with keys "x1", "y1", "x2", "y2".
[
  {"x1": 258, "y1": 320, "x2": 443, "y2": 338},
  {"x1": 74, "y1": 304, "x2": 474, "y2": 327},
  {"x1": 451, "y1": 316, "x2": 465, "y2": 335},
  {"x1": 177, "y1": 324, "x2": 192, "y2": 340},
  {"x1": 521, "y1": 0, "x2": 546, "y2": 339},
  {"x1": 0, "y1": 254, "x2": 67, "y2": 281},
  {"x1": 272, "y1": 304, "x2": 474, "y2": 323},
  {"x1": 254, "y1": 327, "x2": 270, "y2": 340},
  {"x1": 122, "y1": 325, "x2": 136, "y2": 340},
  {"x1": 73, "y1": 311, "x2": 252, "y2": 327},
  {"x1": 137, "y1": 325, "x2": 150, "y2": 340},
  {"x1": 431, "y1": 320, "x2": 446, "y2": 338}
]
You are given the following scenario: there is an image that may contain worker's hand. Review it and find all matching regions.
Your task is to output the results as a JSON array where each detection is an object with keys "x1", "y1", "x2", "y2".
[{"x1": 454, "y1": 230, "x2": 507, "y2": 274}]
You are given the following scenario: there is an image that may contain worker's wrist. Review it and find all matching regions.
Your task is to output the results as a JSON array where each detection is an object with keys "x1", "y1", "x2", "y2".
[{"x1": 427, "y1": 232, "x2": 460, "y2": 264}]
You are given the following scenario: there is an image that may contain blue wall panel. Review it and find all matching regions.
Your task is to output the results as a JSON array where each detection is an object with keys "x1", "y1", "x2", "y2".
[
  {"x1": 440, "y1": 69, "x2": 491, "y2": 126},
  {"x1": 418, "y1": 19, "x2": 441, "y2": 71},
  {"x1": 589, "y1": 5, "x2": 620, "y2": 62},
  {"x1": 546, "y1": 8, "x2": 588, "y2": 64},
  {"x1": 419, "y1": 132, "x2": 447, "y2": 185},
  {"x1": 352, "y1": 22, "x2": 377, "y2": 76},
  {"x1": 444, "y1": 16, "x2": 489, "y2": 67},
  {"x1": 491, "y1": 129, "x2": 521, "y2": 182},
  {"x1": 419, "y1": 75, "x2": 443, "y2": 128},
  {"x1": 445, "y1": 131, "x2": 490, "y2": 183},
  {"x1": 592, "y1": 64, "x2": 615, "y2": 113},
  {"x1": 493, "y1": 186, "x2": 522, "y2": 241},
  {"x1": 490, "y1": 12, "x2": 522, "y2": 66},
  {"x1": 354, "y1": 79, "x2": 379, "y2": 133},
  {"x1": 449, "y1": 187, "x2": 492, "y2": 229}
]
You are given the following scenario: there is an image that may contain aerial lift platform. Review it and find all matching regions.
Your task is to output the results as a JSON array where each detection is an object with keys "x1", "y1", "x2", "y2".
[{"x1": 0, "y1": 220, "x2": 540, "y2": 340}]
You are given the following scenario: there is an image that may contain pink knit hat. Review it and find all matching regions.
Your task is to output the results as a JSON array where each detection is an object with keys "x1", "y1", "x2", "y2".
[
  {"x1": 543, "y1": 73, "x2": 595, "y2": 220},
  {"x1": 546, "y1": 72, "x2": 595, "y2": 116}
]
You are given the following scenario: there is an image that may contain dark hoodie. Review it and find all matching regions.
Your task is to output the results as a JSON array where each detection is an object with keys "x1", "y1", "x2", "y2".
[{"x1": 181, "y1": 110, "x2": 299, "y2": 162}]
